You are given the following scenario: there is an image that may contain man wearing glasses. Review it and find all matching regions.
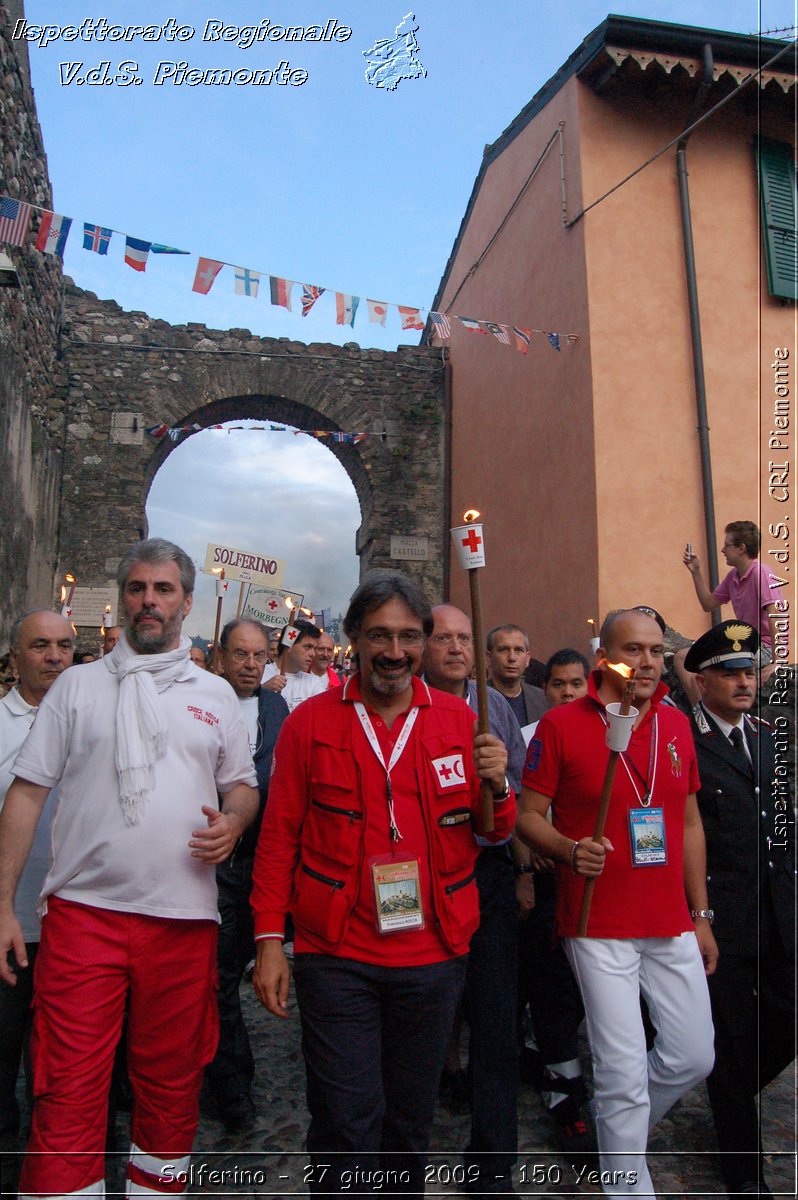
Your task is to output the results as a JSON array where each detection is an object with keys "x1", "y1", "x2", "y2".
[
  {"x1": 205, "y1": 619, "x2": 289, "y2": 1131},
  {"x1": 251, "y1": 572, "x2": 515, "y2": 1196}
]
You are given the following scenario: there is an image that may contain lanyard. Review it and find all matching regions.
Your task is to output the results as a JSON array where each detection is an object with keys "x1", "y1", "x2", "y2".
[
  {"x1": 599, "y1": 711, "x2": 659, "y2": 807},
  {"x1": 354, "y1": 702, "x2": 419, "y2": 842}
]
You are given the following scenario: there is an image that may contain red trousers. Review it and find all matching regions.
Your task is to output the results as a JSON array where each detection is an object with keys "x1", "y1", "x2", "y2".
[{"x1": 19, "y1": 898, "x2": 218, "y2": 1198}]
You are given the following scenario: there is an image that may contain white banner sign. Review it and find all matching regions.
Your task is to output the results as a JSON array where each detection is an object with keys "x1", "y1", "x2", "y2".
[
  {"x1": 244, "y1": 585, "x2": 304, "y2": 628},
  {"x1": 203, "y1": 542, "x2": 284, "y2": 586}
]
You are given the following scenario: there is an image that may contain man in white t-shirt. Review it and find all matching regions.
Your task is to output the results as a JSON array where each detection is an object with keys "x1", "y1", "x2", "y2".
[
  {"x1": 261, "y1": 619, "x2": 327, "y2": 711},
  {"x1": 0, "y1": 610, "x2": 73, "y2": 1183},
  {"x1": 0, "y1": 539, "x2": 258, "y2": 1200}
]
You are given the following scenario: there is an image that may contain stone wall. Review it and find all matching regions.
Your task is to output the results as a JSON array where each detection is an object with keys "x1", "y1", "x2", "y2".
[
  {"x1": 0, "y1": 0, "x2": 64, "y2": 641},
  {"x1": 57, "y1": 283, "x2": 449, "y2": 600}
]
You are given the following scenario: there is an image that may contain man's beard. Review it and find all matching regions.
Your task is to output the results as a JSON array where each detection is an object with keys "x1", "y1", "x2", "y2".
[
  {"x1": 127, "y1": 610, "x2": 183, "y2": 654},
  {"x1": 369, "y1": 655, "x2": 412, "y2": 697}
]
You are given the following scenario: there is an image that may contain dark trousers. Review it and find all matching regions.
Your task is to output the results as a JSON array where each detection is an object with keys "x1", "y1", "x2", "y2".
[
  {"x1": 706, "y1": 949, "x2": 796, "y2": 1190},
  {"x1": 294, "y1": 952, "x2": 467, "y2": 1196},
  {"x1": 464, "y1": 847, "x2": 519, "y2": 1190},
  {"x1": 205, "y1": 856, "x2": 256, "y2": 1107},
  {"x1": 518, "y1": 871, "x2": 583, "y2": 1064},
  {"x1": 0, "y1": 945, "x2": 37, "y2": 1145}
]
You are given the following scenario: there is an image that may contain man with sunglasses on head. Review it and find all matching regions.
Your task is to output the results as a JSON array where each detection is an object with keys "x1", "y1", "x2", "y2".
[
  {"x1": 204, "y1": 619, "x2": 288, "y2": 1132},
  {"x1": 251, "y1": 571, "x2": 515, "y2": 1196}
]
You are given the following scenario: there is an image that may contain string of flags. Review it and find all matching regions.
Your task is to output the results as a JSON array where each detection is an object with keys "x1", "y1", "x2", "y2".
[
  {"x1": 146, "y1": 422, "x2": 371, "y2": 446},
  {"x1": 0, "y1": 193, "x2": 579, "y2": 350}
]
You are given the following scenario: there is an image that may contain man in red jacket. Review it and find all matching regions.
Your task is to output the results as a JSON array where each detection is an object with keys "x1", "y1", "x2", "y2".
[{"x1": 251, "y1": 571, "x2": 514, "y2": 1196}]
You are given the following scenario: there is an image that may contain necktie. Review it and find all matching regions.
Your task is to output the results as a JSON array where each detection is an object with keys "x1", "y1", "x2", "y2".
[{"x1": 728, "y1": 726, "x2": 749, "y2": 765}]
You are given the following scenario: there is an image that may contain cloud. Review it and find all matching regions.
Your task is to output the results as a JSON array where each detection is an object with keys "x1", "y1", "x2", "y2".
[{"x1": 146, "y1": 421, "x2": 361, "y2": 637}]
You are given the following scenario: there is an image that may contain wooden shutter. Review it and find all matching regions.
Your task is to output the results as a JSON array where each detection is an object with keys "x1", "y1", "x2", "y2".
[{"x1": 755, "y1": 136, "x2": 797, "y2": 302}]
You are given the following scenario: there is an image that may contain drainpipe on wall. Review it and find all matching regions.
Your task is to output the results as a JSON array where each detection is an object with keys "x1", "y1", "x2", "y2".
[{"x1": 676, "y1": 42, "x2": 721, "y2": 610}]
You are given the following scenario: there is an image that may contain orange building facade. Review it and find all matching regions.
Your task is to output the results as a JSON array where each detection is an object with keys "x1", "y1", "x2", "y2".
[{"x1": 433, "y1": 17, "x2": 796, "y2": 660}]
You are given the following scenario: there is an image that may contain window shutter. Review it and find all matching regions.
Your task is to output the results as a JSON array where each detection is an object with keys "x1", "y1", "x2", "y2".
[{"x1": 755, "y1": 136, "x2": 797, "y2": 302}]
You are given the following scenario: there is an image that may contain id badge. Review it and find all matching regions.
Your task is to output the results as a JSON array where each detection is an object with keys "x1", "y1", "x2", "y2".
[
  {"x1": 371, "y1": 856, "x2": 425, "y2": 935},
  {"x1": 629, "y1": 807, "x2": 667, "y2": 866}
]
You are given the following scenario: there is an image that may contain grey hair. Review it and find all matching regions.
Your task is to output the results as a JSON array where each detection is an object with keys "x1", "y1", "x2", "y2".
[
  {"x1": 116, "y1": 538, "x2": 195, "y2": 595},
  {"x1": 343, "y1": 570, "x2": 433, "y2": 642},
  {"x1": 219, "y1": 617, "x2": 269, "y2": 650},
  {"x1": 9, "y1": 609, "x2": 75, "y2": 651}
]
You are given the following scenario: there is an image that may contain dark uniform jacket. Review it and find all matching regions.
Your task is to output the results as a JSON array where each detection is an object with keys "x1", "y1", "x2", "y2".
[{"x1": 691, "y1": 705, "x2": 794, "y2": 959}]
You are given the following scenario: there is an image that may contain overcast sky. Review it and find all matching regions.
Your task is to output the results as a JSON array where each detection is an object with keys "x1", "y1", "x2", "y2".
[{"x1": 20, "y1": 0, "x2": 795, "y2": 635}]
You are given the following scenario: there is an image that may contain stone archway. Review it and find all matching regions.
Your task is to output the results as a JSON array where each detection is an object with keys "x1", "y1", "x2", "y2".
[{"x1": 57, "y1": 282, "x2": 449, "y2": 600}]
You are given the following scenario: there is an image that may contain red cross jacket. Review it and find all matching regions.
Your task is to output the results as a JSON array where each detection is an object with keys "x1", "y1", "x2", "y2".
[{"x1": 251, "y1": 673, "x2": 515, "y2": 963}]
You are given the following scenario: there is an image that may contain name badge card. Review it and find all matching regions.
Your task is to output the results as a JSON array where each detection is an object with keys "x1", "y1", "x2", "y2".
[
  {"x1": 629, "y1": 808, "x2": 667, "y2": 866},
  {"x1": 371, "y1": 857, "x2": 425, "y2": 935}
]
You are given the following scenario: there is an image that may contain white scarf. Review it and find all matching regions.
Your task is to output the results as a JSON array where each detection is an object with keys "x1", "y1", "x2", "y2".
[{"x1": 104, "y1": 631, "x2": 194, "y2": 825}]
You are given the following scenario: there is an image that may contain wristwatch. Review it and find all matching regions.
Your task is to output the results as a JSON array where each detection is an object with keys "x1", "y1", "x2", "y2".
[
  {"x1": 513, "y1": 864, "x2": 534, "y2": 877},
  {"x1": 690, "y1": 908, "x2": 714, "y2": 923},
  {"x1": 492, "y1": 775, "x2": 511, "y2": 801}
]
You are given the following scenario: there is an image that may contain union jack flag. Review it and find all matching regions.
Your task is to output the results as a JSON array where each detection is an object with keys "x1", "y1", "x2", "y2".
[
  {"x1": 301, "y1": 284, "x2": 325, "y2": 316},
  {"x1": 0, "y1": 197, "x2": 32, "y2": 246}
]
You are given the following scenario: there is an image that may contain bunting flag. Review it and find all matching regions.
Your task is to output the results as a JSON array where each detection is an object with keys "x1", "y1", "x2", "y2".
[
  {"x1": 0, "y1": 196, "x2": 32, "y2": 246},
  {"x1": 35, "y1": 211, "x2": 72, "y2": 257},
  {"x1": 367, "y1": 299, "x2": 388, "y2": 326},
  {"x1": 83, "y1": 223, "x2": 112, "y2": 255},
  {"x1": 193, "y1": 257, "x2": 223, "y2": 294},
  {"x1": 398, "y1": 305, "x2": 424, "y2": 331},
  {"x1": 457, "y1": 316, "x2": 487, "y2": 335},
  {"x1": 301, "y1": 284, "x2": 325, "y2": 316},
  {"x1": 125, "y1": 237, "x2": 152, "y2": 272},
  {"x1": 0, "y1": 187, "x2": 582, "y2": 350},
  {"x1": 335, "y1": 293, "x2": 360, "y2": 327},
  {"x1": 146, "y1": 423, "x2": 169, "y2": 439},
  {"x1": 484, "y1": 321, "x2": 511, "y2": 345},
  {"x1": 147, "y1": 422, "x2": 369, "y2": 442},
  {"x1": 429, "y1": 311, "x2": 451, "y2": 339},
  {"x1": 234, "y1": 266, "x2": 260, "y2": 298},
  {"x1": 269, "y1": 276, "x2": 293, "y2": 311}
]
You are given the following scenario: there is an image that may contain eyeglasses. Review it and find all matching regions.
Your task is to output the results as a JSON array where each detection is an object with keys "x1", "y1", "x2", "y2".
[
  {"x1": 429, "y1": 633, "x2": 473, "y2": 647},
  {"x1": 228, "y1": 649, "x2": 268, "y2": 664},
  {"x1": 363, "y1": 630, "x2": 425, "y2": 647}
]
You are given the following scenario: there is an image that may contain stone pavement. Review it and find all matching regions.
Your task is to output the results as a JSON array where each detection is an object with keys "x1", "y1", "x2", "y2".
[
  {"x1": 5, "y1": 979, "x2": 795, "y2": 1197},
  {"x1": 121, "y1": 982, "x2": 795, "y2": 1198}
]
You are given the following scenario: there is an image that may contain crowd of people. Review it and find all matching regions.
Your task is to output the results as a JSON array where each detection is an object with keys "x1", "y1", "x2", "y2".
[{"x1": 0, "y1": 520, "x2": 792, "y2": 1199}]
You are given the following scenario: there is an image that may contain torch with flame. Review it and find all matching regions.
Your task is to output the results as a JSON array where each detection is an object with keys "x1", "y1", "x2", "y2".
[{"x1": 60, "y1": 573, "x2": 77, "y2": 620}]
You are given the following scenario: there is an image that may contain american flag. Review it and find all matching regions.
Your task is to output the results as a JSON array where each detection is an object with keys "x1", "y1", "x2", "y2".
[
  {"x1": 0, "y1": 196, "x2": 33, "y2": 246},
  {"x1": 429, "y1": 311, "x2": 451, "y2": 339},
  {"x1": 301, "y1": 284, "x2": 325, "y2": 316}
]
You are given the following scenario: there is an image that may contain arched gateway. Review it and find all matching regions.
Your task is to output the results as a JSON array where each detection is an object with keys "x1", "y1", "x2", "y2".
[{"x1": 57, "y1": 282, "x2": 450, "y2": 603}]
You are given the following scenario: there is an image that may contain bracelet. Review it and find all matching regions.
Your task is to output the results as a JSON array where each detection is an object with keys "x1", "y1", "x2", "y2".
[
  {"x1": 569, "y1": 840, "x2": 579, "y2": 872},
  {"x1": 514, "y1": 864, "x2": 534, "y2": 877}
]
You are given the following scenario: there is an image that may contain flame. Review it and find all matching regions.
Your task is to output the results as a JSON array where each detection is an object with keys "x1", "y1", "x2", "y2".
[
  {"x1": 105, "y1": 605, "x2": 112, "y2": 614},
  {"x1": 463, "y1": 508, "x2": 480, "y2": 523},
  {"x1": 586, "y1": 617, "x2": 596, "y2": 629},
  {"x1": 606, "y1": 661, "x2": 635, "y2": 680},
  {"x1": 284, "y1": 596, "x2": 294, "y2": 610},
  {"x1": 60, "y1": 585, "x2": 66, "y2": 603},
  {"x1": 211, "y1": 566, "x2": 223, "y2": 576},
  {"x1": 64, "y1": 573, "x2": 76, "y2": 584}
]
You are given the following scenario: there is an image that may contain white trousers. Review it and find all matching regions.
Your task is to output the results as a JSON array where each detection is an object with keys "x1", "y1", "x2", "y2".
[{"x1": 565, "y1": 933, "x2": 714, "y2": 1198}]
